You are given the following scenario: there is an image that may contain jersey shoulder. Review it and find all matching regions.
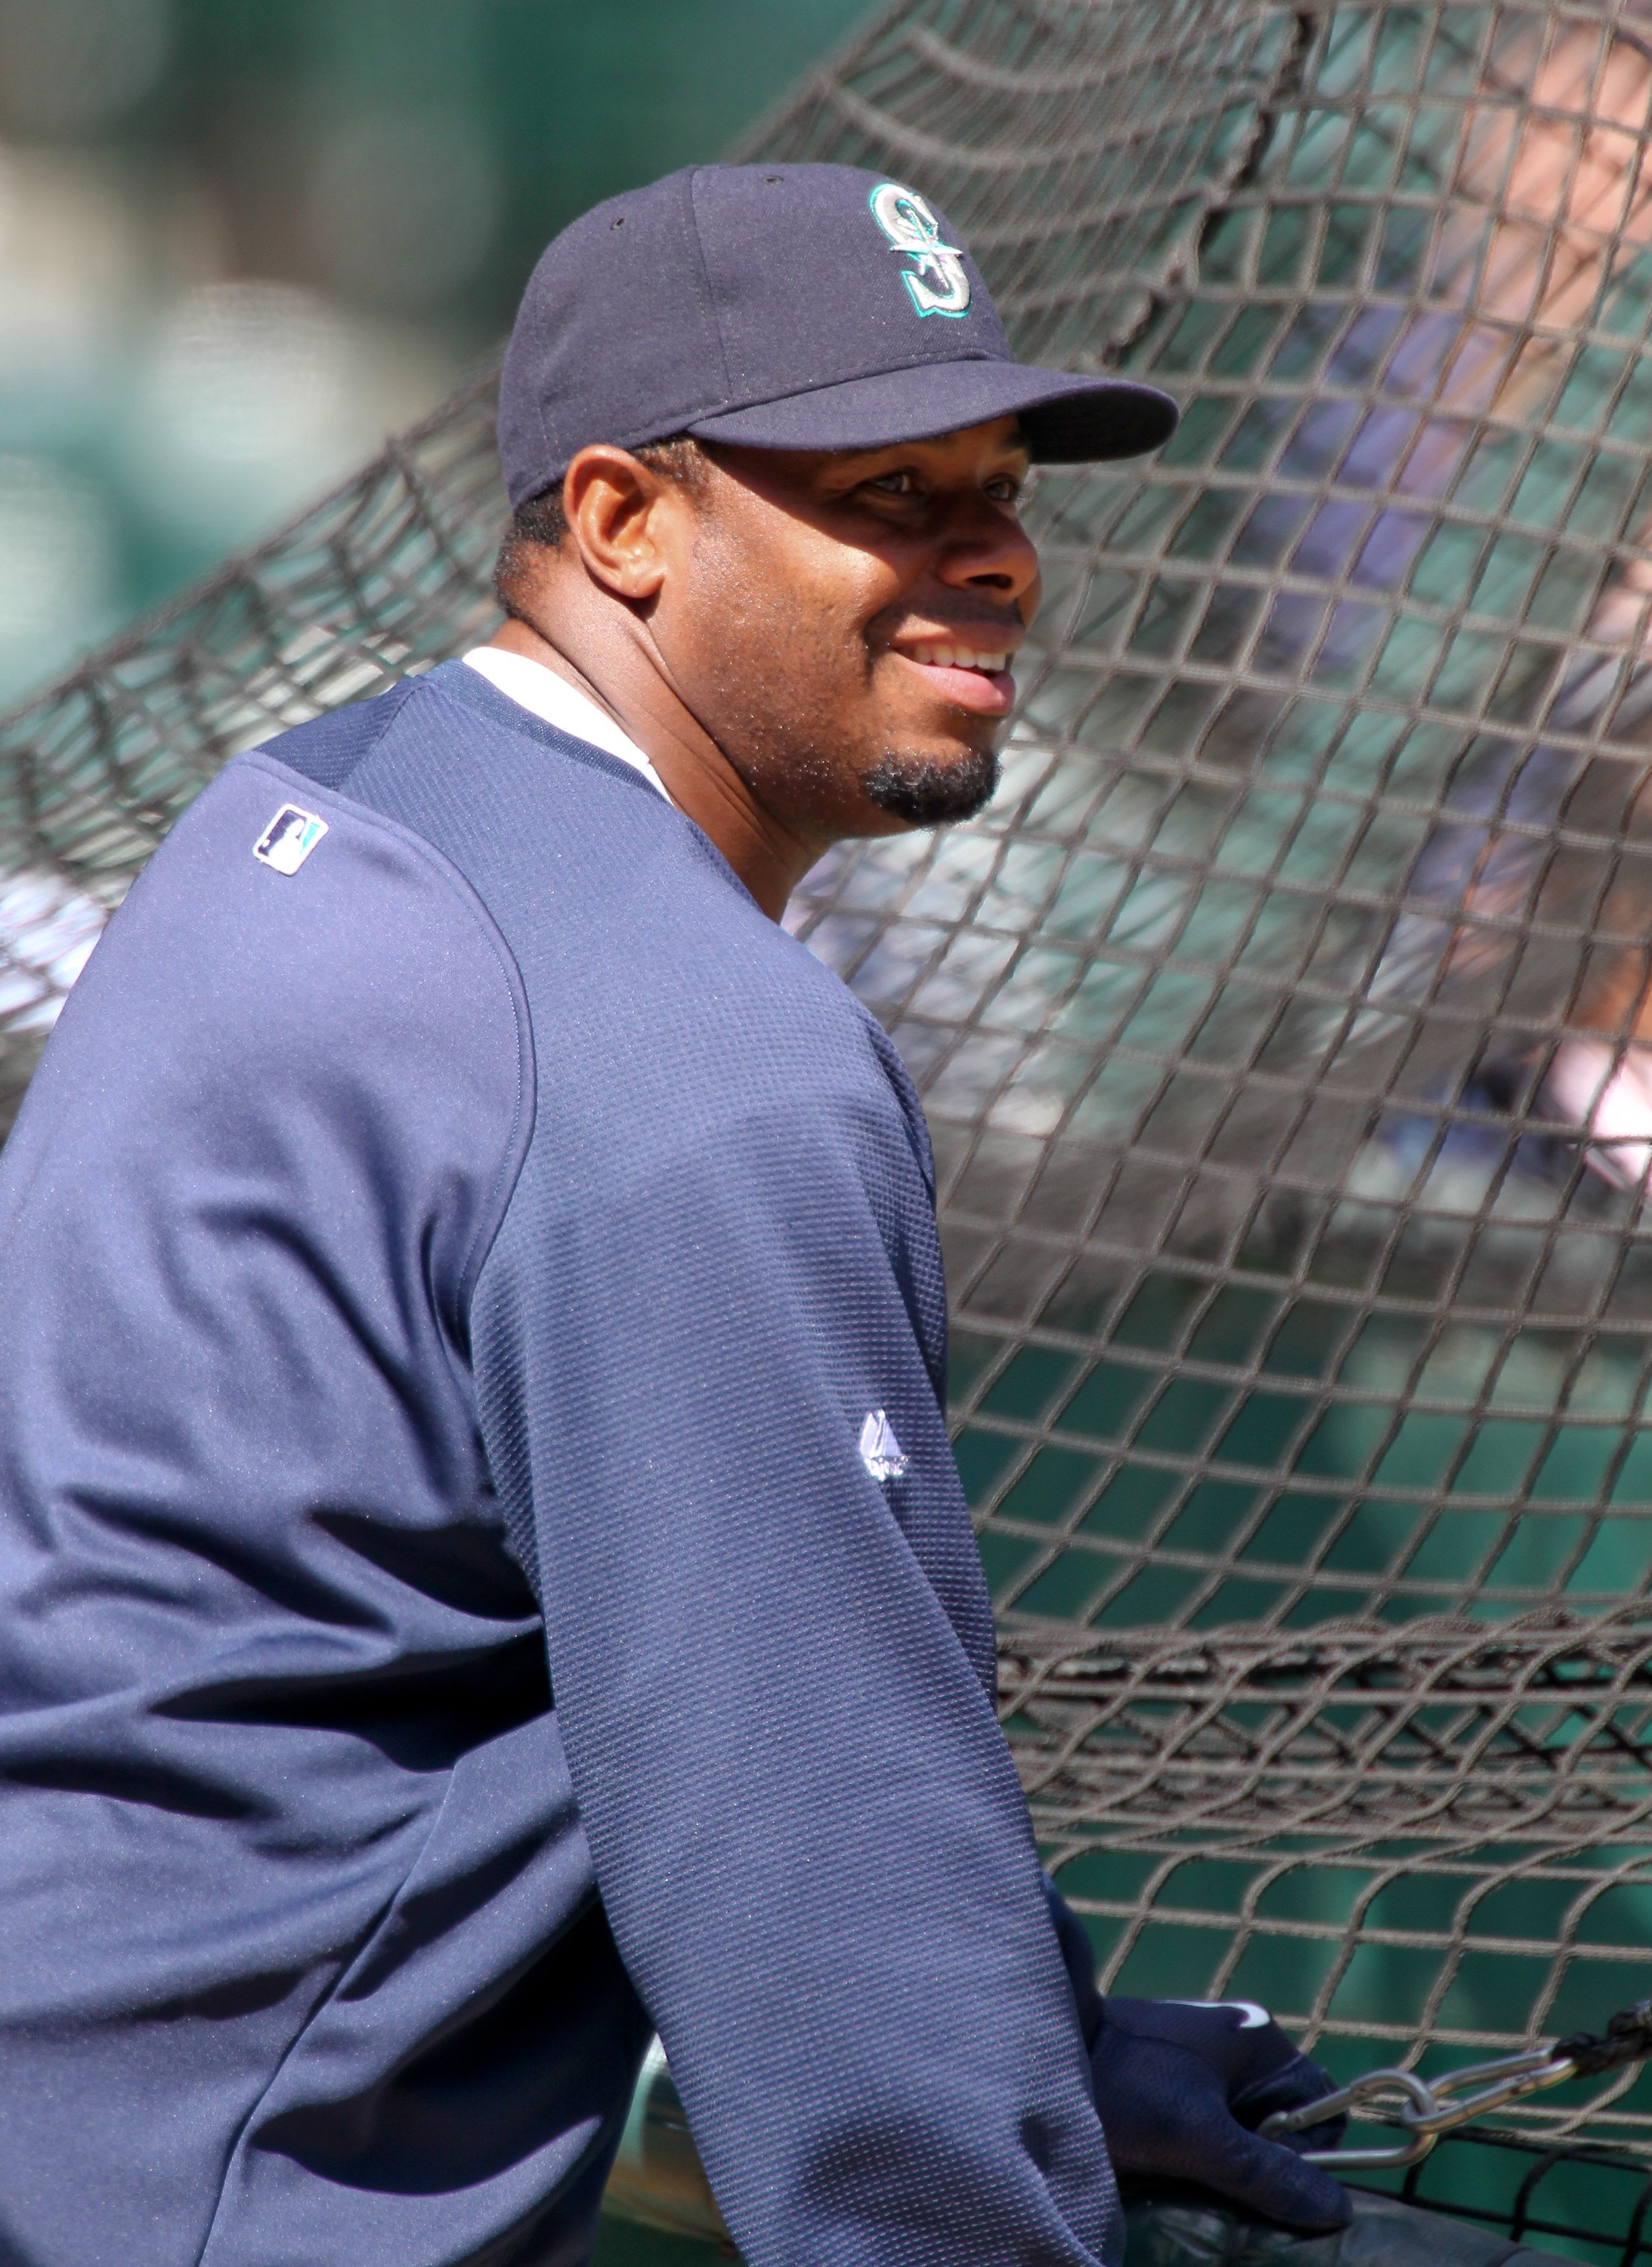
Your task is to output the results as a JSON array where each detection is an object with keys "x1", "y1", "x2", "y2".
[{"x1": 8, "y1": 727, "x2": 534, "y2": 1322}]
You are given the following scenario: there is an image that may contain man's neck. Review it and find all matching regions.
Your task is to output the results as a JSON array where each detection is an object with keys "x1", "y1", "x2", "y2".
[{"x1": 484, "y1": 606, "x2": 818, "y2": 921}]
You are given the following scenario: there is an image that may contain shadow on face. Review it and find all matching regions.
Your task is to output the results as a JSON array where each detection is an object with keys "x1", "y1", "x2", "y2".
[{"x1": 650, "y1": 416, "x2": 1041, "y2": 841}]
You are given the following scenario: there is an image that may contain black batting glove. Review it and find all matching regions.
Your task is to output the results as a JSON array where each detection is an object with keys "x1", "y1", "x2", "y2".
[{"x1": 1087, "y1": 1996, "x2": 1351, "y2": 2233}]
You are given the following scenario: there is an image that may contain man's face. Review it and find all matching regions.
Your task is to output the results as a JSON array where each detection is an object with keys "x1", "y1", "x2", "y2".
[{"x1": 651, "y1": 416, "x2": 1039, "y2": 841}]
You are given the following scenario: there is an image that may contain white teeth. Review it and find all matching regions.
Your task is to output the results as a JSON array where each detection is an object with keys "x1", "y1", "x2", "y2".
[{"x1": 908, "y1": 642, "x2": 1010, "y2": 672}]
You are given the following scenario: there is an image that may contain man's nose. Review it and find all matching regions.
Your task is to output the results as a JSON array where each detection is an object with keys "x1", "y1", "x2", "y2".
[{"x1": 934, "y1": 493, "x2": 1041, "y2": 608}]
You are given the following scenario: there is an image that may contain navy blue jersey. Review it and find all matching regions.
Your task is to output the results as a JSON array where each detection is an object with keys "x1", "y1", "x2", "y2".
[{"x1": 0, "y1": 663, "x2": 1121, "y2": 2267}]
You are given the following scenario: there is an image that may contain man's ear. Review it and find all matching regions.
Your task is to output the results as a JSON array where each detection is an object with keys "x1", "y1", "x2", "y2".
[{"x1": 562, "y1": 445, "x2": 682, "y2": 603}]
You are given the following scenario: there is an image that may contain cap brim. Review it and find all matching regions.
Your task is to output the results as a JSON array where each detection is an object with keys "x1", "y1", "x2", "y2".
[{"x1": 685, "y1": 358, "x2": 1177, "y2": 464}]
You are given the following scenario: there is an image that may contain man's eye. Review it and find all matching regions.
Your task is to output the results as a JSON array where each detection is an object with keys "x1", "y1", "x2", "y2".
[
  {"x1": 985, "y1": 475, "x2": 1023, "y2": 503},
  {"x1": 865, "y1": 470, "x2": 918, "y2": 496}
]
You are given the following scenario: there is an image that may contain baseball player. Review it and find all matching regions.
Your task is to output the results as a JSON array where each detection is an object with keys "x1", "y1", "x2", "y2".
[{"x1": 0, "y1": 165, "x2": 1349, "y2": 2265}]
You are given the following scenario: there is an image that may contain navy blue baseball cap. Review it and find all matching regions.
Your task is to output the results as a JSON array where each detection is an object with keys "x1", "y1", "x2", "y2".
[{"x1": 498, "y1": 162, "x2": 1178, "y2": 510}]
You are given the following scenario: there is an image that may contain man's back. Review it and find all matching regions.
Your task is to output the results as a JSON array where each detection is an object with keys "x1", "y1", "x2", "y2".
[{"x1": 0, "y1": 662, "x2": 1112, "y2": 2266}]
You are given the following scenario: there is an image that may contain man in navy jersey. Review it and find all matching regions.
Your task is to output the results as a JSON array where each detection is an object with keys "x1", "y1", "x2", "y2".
[{"x1": 0, "y1": 165, "x2": 1349, "y2": 2266}]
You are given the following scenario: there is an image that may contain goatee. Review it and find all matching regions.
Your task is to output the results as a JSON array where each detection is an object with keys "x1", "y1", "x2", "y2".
[{"x1": 864, "y1": 745, "x2": 1000, "y2": 827}]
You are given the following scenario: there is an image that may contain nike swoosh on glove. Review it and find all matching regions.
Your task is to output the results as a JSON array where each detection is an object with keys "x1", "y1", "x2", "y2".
[{"x1": 1087, "y1": 1996, "x2": 1352, "y2": 2233}]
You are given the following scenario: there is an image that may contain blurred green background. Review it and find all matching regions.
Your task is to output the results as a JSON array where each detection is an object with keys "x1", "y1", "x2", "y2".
[{"x1": 0, "y1": 0, "x2": 881, "y2": 710}]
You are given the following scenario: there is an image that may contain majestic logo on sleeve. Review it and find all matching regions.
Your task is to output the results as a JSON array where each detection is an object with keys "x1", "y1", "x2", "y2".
[
  {"x1": 868, "y1": 183, "x2": 972, "y2": 319},
  {"x1": 858, "y1": 1409, "x2": 910, "y2": 1483},
  {"x1": 253, "y1": 805, "x2": 329, "y2": 874}
]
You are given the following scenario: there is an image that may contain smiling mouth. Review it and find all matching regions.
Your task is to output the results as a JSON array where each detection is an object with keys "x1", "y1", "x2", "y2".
[{"x1": 889, "y1": 636, "x2": 1019, "y2": 716}]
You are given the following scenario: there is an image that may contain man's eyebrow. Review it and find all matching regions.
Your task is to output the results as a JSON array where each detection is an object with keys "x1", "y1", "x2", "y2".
[{"x1": 828, "y1": 435, "x2": 1032, "y2": 475}]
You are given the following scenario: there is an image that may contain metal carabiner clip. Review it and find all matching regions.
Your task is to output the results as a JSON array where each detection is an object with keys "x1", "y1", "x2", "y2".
[
  {"x1": 1261, "y1": 2068, "x2": 1443, "y2": 2171},
  {"x1": 1260, "y1": 2045, "x2": 1585, "y2": 2171}
]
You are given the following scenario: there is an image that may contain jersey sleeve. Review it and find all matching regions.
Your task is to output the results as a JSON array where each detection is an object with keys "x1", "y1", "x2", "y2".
[{"x1": 469, "y1": 1041, "x2": 1123, "y2": 2267}]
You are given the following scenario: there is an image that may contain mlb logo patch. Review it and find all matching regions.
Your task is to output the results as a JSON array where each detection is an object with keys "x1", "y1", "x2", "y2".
[{"x1": 254, "y1": 805, "x2": 328, "y2": 875}]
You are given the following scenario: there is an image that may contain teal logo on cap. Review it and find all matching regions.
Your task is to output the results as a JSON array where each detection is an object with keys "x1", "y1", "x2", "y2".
[{"x1": 868, "y1": 182, "x2": 971, "y2": 319}]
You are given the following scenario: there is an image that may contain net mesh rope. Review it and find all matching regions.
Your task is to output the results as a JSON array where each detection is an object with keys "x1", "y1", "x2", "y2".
[{"x1": 10, "y1": 0, "x2": 1652, "y2": 2237}]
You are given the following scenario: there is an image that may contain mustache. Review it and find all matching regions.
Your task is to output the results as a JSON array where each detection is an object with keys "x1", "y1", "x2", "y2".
[{"x1": 872, "y1": 610, "x2": 1026, "y2": 652}]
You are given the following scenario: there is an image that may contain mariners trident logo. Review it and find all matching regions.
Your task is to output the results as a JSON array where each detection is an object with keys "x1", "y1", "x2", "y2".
[{"x1": 869, "y1": 182, "x2": 972, "y2": 319}]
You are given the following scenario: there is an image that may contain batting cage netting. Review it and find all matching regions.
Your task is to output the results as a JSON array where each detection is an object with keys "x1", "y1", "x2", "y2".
[{"x1": 10, "y1": 0, "x2": 1652, "y2": 2253}]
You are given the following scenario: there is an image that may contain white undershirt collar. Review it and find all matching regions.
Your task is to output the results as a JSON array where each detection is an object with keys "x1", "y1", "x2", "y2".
[{"x1": 462, "y1": 648, "x2": 670, "y2": 802}]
